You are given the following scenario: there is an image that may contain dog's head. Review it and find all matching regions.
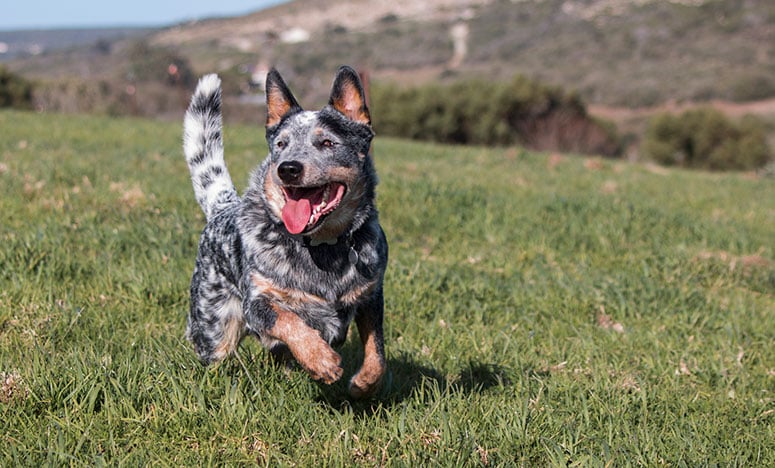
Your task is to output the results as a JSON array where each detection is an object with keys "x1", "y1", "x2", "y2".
[{"x1": 262, "y1": 66, "x2": 376, "y2": 241}]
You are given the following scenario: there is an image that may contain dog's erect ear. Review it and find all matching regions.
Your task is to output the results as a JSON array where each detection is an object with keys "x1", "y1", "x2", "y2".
[
  {"x1": 328, "y1": 66, "x2": 371, "y2": 126},
  {"x1": 265, "y1": 68, "x2": 302, "y2": 128}
]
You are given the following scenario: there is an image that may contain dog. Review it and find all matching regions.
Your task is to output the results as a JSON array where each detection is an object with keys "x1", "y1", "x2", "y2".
[{"x1": 182, "y1": 66, "x2": 388, "y2": 398}]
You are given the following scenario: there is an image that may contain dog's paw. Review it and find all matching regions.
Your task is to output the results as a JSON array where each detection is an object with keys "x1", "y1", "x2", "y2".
[
  {"x1": 298, "y1": 343, "x2": 343, "y2": 385},
  {"x1": 348, "y1": 364, "x2": 386, "y2": 399}
]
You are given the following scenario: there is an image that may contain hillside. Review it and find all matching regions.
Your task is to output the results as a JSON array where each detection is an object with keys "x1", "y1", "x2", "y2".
[
  {"x1": 6, "y1": 0, "x2": 774, "y2": 108},
  {"x1": 148, "y1": 0, "x2": 775, "y2": 107}
]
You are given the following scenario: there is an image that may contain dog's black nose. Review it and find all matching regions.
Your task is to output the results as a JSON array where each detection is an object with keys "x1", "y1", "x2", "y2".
[{"x1": 277, "y1": 161, "x2": 303, "y2": 183}]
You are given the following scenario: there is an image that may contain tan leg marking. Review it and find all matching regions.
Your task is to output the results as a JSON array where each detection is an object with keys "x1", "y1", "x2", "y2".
[
  {"x1": 209, "y1": 297, "x2": 245, "y2": 361},
  {"x1": 348, "y1": 315, "x2": 386, "y2": 398},
  {"x1": 266, "y1": 305, "x2": 343, "y2": 384}
]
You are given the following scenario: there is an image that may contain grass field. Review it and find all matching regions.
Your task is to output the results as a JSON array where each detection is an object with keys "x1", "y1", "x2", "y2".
[{"x1": 0, "y1": 110, "x2": 773, "y2": 465}]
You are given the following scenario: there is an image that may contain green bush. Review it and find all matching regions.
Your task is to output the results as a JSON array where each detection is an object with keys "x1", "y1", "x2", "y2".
[
  {"x1": 642, "y1": 108, "x2": 772, "y2": 170},
  {"x1": 0, "y1": 66, "x2": 34, "y2": 110},
  {"x1": 370, "y1": 76, "x2": 622, "y2": 156}
]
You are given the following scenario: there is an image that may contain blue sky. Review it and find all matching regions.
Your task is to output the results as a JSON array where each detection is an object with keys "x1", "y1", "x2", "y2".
[{"x1": 0, "y1": 0, "x2": 288, "y2": 30}]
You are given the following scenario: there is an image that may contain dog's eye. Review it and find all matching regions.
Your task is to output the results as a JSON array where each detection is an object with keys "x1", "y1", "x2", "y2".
[
  {"x1": 276, "y1": 140, "x2": 287, "y2": 149},
  {"x1": 321, "y1": 139, "x2": 334, "y2": 148}
]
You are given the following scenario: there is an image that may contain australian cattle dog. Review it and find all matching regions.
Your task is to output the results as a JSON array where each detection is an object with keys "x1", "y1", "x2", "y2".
[{"x1": 182, "y1": 66, "x2": 387, "y2": 398}]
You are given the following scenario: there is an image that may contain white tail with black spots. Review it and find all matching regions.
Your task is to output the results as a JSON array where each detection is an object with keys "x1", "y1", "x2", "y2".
[{"x1": 183, "y1": 74, "x2": 238, "y2": 220}]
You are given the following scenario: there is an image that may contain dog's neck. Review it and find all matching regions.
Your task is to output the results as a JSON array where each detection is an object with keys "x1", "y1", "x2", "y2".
[
  {"x1": 308, "y1": 236, "x2": 339, "y2": 246},
  {"x1": 305, "y1": 233, "x2": 361, "y2": 265}
]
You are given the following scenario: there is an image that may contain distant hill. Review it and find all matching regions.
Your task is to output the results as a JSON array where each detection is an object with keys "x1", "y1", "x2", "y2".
[
  {"x1": 0, "y1": 28, "x2": 155, "y2": 61},
  {"x1": 146, "y1": 0, "x2": 775, "y2": 107},
  {"x1": 3, "y1": 0, "x2": 774, "y2": 121}
]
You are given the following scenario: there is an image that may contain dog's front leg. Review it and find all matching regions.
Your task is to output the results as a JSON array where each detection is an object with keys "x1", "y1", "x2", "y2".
[
  {"x1": 248, "y1": 299, "x2": 343, "y2": 384},
  {"x1": 348, "y1": 291, "x2": 387, "y2": 398}
]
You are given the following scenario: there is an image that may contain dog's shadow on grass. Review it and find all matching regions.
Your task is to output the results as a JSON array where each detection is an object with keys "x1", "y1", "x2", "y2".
[{"x1": 318, "y1": 346, "x2": 511, "y2": 416}]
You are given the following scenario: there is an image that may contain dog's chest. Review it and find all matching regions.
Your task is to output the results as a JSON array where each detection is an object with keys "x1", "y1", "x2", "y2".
[
  {"x1": 248, "y1": 237, "x2": 377, "y2": 307},
  {"x1": 244, "y1": 238, "x2": 380, "y2": 344}
]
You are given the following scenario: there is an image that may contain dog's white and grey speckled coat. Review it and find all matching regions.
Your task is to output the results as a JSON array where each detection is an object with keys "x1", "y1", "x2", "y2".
[{"x1": 182, "y1": 67, "x2": 388, "y2": 398}]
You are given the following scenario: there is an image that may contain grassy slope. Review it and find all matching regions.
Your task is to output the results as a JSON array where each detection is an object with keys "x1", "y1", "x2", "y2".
[{"x1": 0, "y1": 110, "x2": 772, "y2": 465}]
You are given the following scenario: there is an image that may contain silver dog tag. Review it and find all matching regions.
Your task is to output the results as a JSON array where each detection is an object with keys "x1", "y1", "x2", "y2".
[{"x1": 349, "y1": 246, "x2": 359, "y2": 264}]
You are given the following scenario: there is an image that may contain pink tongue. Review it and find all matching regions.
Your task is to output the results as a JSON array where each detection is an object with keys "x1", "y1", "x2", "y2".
[{"x1": 282, "y1": 198, "x2": 312, "y2": 235}]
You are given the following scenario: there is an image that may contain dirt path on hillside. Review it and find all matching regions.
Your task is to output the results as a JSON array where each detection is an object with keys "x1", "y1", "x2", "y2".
[{"x1": 590, "y1": 98, "x2": 775, "y2": 121}]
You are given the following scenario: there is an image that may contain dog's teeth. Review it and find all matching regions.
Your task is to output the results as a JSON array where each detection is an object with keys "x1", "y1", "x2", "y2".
[{"x1": 320, "y1": 200, "x2": 327, "y2": 208}]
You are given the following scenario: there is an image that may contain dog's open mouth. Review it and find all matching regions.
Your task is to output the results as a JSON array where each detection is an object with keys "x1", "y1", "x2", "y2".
[{"x1": 281, "y1": 182, "x2": 346, "y2": 235}]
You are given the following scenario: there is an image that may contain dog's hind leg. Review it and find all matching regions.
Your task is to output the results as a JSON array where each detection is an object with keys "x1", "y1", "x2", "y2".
[
  {"x1": 186, "y1": 266, "x2": 245, "y2": 364},
  {"x1": 348, "y1": 292, "x2": 387, "y2": 398}
]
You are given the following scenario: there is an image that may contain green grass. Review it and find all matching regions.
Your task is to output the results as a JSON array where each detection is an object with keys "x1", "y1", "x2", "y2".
[{"x1": 1, "y1": 110, "x2": 773, "y2": 465}]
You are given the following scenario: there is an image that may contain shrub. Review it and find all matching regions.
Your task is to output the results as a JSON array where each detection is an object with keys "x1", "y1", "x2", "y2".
[
  {"x1": 370, "y1": 75, "x2": 621, "y2": 156},
  {"x1": 728, "y1": 72, "x2": 775, "y2": 102},
  {"x1": 642, "y1": 108, "x2": 772, "y2": 170},
  {"x1": 126, "y1": 41, "x2": 195, "y2": 88},
  {"x1": 0, "y1": 66, "x2": 34, "y2": 110}
]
